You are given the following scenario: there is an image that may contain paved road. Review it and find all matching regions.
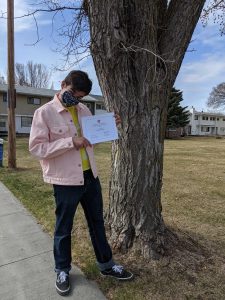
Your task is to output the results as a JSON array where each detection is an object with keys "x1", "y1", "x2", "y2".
[{"x1": 0, "y1": 181, "x2": 106, "y2": 300}]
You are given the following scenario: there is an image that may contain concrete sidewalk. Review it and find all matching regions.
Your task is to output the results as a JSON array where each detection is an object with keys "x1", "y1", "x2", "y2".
[{"x1": 0, "y1": 182, "x2": 106, "y2": 300}]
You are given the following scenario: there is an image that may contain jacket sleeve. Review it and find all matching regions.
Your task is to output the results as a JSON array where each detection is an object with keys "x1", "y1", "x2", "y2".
[{"x1": 29, "y1": 109, "x2": 74, "y2": 159}]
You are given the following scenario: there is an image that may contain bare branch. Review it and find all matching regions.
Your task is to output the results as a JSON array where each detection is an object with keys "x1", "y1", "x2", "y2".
[
  {"x1": 15, "y1": 7, "x2": 80, "y2": 19},
  {"x1": 0, "y1": 6, "x2": 81, "y2": 19},
  {"x1": 119, "y1": 42, "x2": 176, "y2": 85},
  {"x1": 201, "y1": 0, "x2": 225, "y2": 34},
  {"x1": 24, "y1": 14, "x2": 43, "y2": 46},
  {"x1": 1, "y1": 1, "x2": 90, "y2": 70}
]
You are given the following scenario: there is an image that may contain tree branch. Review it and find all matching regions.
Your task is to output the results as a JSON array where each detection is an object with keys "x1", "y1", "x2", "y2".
[
  {"x1": 24, "y1": 14, "x2": 43, "y2": 46},
  {"x1": 0, "y1": 6, "x2": 80, "y2": 19},
  {"x1": 201, "y1": 0, "x2": 225, "y2": 34},
  {"x1": 16, "y1": 7, "x2": 80, "y2": 19},
  {"x1": 0, "y1": 1, "x2": 90, "y2": 70}
]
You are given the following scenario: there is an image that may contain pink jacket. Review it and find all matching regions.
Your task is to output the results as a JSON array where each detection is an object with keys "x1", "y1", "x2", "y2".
[{"x1": 29, "y1": 94, "x2": 97, "y2": 185}]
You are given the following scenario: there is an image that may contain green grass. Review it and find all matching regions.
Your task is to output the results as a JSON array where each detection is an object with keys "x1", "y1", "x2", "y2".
[{"x1": 1, "y1": 136, "x2": 225, "y2": 299}]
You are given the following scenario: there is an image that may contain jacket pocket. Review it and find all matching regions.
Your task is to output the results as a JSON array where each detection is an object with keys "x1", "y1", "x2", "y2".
[
  {"x1": 49, "y1": 125, "x2": 69, "y2": 141},
  {"x1": 40, "y1": 158, "x2": 55, "y2": 176}
]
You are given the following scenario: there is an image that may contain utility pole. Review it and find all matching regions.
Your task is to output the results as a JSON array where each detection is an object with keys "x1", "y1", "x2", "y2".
[{"x1": 7, "y1": 0, "x2": 16, "y2": 169}]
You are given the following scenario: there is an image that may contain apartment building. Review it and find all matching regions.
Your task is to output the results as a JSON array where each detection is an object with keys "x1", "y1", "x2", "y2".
[
  {"x1": 0, "y1": 84, "x2": 104, "y2": 134},
  {"x1": 188, "y1": 107, "x2": 225, "y2": 136}
]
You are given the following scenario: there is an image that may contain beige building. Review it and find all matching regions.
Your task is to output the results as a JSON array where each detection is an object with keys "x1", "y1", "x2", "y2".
[{"x1": 0, "y1": 84, "x2": 104, "y2": 134}]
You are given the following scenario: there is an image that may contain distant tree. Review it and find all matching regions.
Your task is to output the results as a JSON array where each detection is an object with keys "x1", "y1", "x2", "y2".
[
  {"x1": 15, "y1": 63, "x2": 29, "y2": 86},
  {"x1": 207, "y1": 82, "x2": 225, "y2": 109},
  {"x1": 15, "y1": 61, "x2": 51, "y2": 88},
  {"x1": 167, "y1": 88, "x2": 190, "y2": 129},
  {"x1": 201, "y1": 0, "x2": 225, "y2": 35}
]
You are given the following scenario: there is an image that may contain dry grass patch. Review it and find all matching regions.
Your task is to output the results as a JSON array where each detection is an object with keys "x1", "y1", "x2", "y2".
[{"x1": 1, "y1": 137, "x2": 225, "y2": 299}]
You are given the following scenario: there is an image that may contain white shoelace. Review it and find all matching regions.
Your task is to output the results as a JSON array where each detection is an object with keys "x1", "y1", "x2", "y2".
[
  {"x1": 57, "y1": 271, "x2": 68, "y2": 283},
  {"x1": 112, "y1": 265, "x2": 124, "y2": 274}
]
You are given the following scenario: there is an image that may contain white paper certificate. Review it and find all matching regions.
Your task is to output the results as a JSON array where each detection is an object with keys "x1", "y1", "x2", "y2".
[{"x1": 81, "y1": 113, "x2": 118, "y2": 144}]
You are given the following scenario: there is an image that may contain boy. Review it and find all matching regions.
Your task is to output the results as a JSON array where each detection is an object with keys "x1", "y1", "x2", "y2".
[{"x1": 29, "y1": 70, "x2": 133, "y2": 296}]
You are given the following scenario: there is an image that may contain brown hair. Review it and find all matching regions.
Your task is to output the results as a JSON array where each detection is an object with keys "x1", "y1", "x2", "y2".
[{"x1": 64, "y1": 70, "x2": 92, "y2": 95}]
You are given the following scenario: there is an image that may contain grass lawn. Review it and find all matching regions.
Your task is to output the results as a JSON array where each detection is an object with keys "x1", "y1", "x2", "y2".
[{"x1": 1, "y1": 136, "x2": 225, "y2": 299}]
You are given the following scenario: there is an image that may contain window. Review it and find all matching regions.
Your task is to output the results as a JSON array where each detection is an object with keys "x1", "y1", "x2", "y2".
[
  {"x1": 96, "y1": 103, "x2": 106, "y2": 110},
  {"x1": 81, "y1": 101, "x2": 94, "y2": 114},
  {"x1": 0, "y1": 121, "x2": 6, "y2": 127},
  {"x1": 27, "y1": 97, "x2": 41, "y2": 105},
  {"x1": 201, "y1": 126, "x2": 210, "y2": 132},
  {"x1": 223, "y1": 118, "x2": 225, "y2": 122},
  {"x1": 210, "y1": 117, "x2": 215, "y2": 121},
  {"x1": 217, "y1": 118, "x2": 220, "y2": 121},
  {"x1": 21, "y1": 116, "x2": 33, "y2": 127},
  {"x1": 3, "y1": 93, "x2": 7, "y2": 102},
  {"x1": 202, "y1": 116, "x2": 208, "y2": 120},
  {"x1": 85, "y1": 102, "x2": 92, "y2": 110},
  {"x1": 194, "y1": 115, "x2": 198, "y2": 120}
]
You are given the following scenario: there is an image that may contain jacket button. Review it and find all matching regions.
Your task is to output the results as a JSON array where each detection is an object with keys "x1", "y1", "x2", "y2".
[
  {"x1": 78, "y1": 164, "x2": 81, "y2": 167},
  {"x1": 80, "y1": 181, "x2": 83, "y2": 184},
  {"x1": 59, "y1": 129, "x2": 62, "y2": 133},
  {"x1": 74, "y1": 133, "x2": 77, "y2": 136},
  {"x1": 68, "y1": 143, "x2": 71, "y2": 147},
  {"x1": 70, "y1": 120, "x2": 73, "y2": 122}
]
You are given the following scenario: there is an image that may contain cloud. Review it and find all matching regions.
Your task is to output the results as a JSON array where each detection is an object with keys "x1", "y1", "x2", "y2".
[
  {"x1": 176, "y1": 52, "x2": 225, "y2": 110},
  {"x1": 180, "y1": 53, "x2": 225, "y2": 84},
  {"x1": 180, "y1": 6, "x2": 225, "y2": 111},
  {"x1": 0, "y1": 0, "x2": 52, "y2": 32},
  {"x1": 192, "y1": 23, "x2": 225, "y2": 50}
]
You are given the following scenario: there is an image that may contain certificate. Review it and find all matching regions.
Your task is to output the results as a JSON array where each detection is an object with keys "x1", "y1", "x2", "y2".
[{"x1": 81, "y1": 112, "x2": 118, "y2": 144}]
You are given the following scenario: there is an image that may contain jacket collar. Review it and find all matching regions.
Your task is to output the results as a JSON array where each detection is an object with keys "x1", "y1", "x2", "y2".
[{"x1": 53, "y1": 93, "x2": 83, "y2": 113}]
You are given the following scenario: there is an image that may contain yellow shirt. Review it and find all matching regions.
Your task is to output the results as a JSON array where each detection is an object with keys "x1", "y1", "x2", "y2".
[{"x1": 67, "y1": 106, "x2": 91, "y2": 171}]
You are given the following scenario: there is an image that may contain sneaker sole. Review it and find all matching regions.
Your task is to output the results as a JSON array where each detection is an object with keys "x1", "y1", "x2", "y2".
[
  {"x1": 55, "y1": 283, "x2": 70, "y2": 296},
  {"x1": 100, "y1": 272, "x2": 134, "y2": 281}
]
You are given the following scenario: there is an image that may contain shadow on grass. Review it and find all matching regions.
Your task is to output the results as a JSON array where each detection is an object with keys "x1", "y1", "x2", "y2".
[{"x1": 87, "y1": 226, "x2": 225, "y2": 300}]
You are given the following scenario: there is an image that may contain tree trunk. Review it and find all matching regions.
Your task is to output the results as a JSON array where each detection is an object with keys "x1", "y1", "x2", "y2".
[
  {"x1": 87, "y1": 0, "x2": 206, "y2": 258},
  {"x1": 109, "y1": 104, "x2": 168, "y2": 258}
]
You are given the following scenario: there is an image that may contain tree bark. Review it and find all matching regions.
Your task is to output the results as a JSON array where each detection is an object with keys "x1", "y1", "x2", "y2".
[{"x1": 87, "y1": 0, "x2": 206, "y2": 258}]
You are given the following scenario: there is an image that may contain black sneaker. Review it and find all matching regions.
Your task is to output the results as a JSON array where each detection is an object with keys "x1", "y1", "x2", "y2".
[
  {"x1": 100, "y1": 265, "x2": 133, "y2": 281},
  {"x1": 55, "y1": 271, "x2": 70, "y2": 296}
]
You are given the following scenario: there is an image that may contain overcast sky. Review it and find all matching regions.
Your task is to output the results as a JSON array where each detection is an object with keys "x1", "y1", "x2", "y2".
[{"x1": 0, "y1": 0, "x2": 225, "y2": 111}]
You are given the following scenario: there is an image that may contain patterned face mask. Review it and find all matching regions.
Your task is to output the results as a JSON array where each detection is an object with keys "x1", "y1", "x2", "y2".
[{"x1": 61, "y1": 91, "x2": 80, "y2": 107}]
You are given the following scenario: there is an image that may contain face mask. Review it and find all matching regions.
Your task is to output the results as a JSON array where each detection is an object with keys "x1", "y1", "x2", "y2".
[{"x1": 61, "y1": 91, "x2": 80, "y2": 107}]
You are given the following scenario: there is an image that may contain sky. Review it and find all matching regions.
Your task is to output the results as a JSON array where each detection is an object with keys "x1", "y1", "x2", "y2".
[{"x1": 0, "y1": 0, "x2": 225, "y2": 111}]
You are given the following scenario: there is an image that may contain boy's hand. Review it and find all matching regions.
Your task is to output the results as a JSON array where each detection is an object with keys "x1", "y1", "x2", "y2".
[
  {"x1": 114, "y1": 113, "x2": 121, "y2": 126},
  {"x1": 72, "y1": 137, "x2": 92, "y2": 150}
]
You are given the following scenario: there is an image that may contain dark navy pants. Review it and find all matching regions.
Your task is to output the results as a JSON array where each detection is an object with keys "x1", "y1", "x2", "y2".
[{"x1": 53, "y1": 170, "x2": 114, "y2": 273}]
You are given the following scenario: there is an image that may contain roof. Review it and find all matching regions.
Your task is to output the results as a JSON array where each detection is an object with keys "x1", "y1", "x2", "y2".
[
  {"x1": 91, "y1": 94, "x2": 104, "y2": 102},
  {"x1": 0, "y1": 83, "x2": 56, "y2": 97},
  {"x1": 192, "y1": 110, "x2": 225, "y2": 117},
  {"x1": 190, "y1": 106, "x2": 225, "y2": 117},
  {"x1": 0, "y1": 83, "x2": 99, "y2": 102}
]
